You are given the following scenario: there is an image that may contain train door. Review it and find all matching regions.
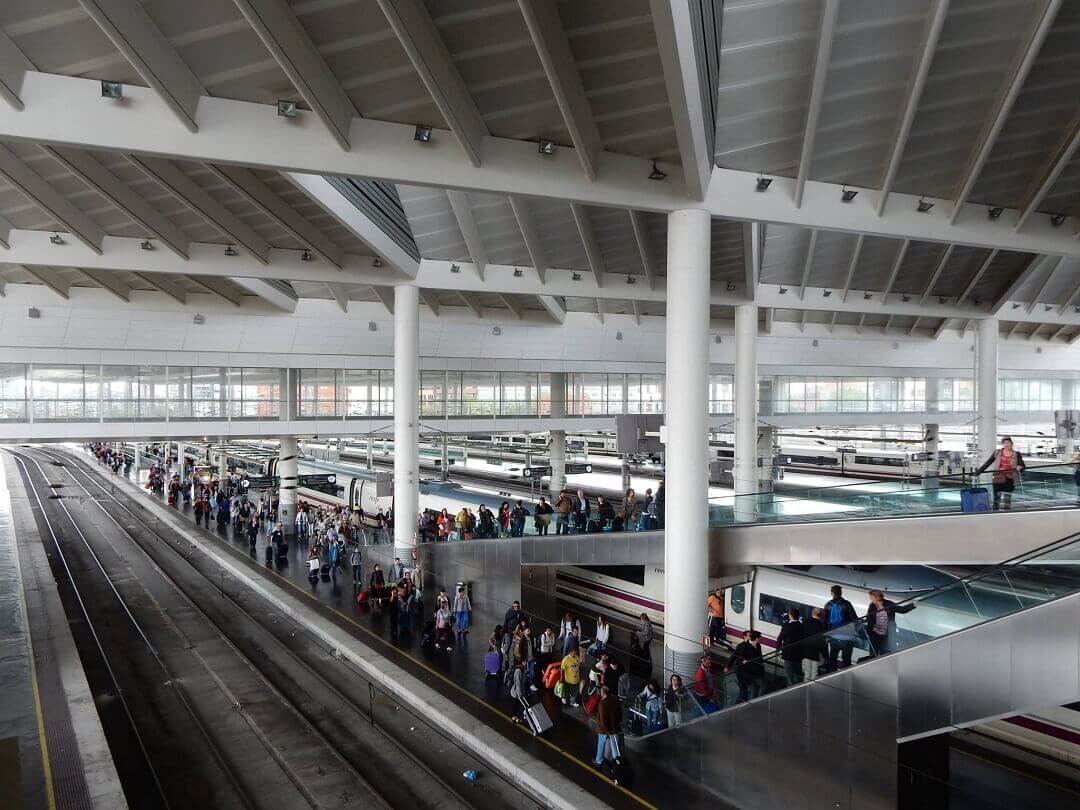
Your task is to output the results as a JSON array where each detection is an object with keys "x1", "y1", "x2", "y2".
[{"x1": 724, "y1": 570, "x2": 755, "y2": 642}]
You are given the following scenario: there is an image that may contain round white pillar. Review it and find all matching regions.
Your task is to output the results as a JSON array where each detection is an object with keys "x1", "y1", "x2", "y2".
[
  {"x1": 549, "y1": 371, "x2": 567, "y2": 494},
  {"x1": 734, "y1": 304, "x2": 759, "y2": 514},
  {"x1": 394, "y1": 285, "x2": 420, "y2": 556},
  {"x1": 663, "y1": 209, "x2": 711, "y2": 679},
  {"x1": 277, "y1": 436, "x2": 298, "y2": 534},
  {"x1": 976, "y1": 318, "x2": 998, "y2": 460}
]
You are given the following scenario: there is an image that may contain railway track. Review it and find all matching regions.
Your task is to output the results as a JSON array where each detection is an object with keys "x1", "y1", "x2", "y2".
[{"x1": 9, "y1": 446, "x2": 535, "y2": 810}]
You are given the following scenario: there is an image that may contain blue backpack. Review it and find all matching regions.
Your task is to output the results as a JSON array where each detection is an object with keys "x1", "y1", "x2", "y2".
[{"x1": 828, "y1": 601, "x2": 844, "y2": 628}]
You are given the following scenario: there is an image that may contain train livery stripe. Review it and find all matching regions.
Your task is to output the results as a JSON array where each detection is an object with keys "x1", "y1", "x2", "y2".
[
  {"x1": 723, "y1": 625, "x2": 778, "y2": 649},
  {"x1": 555, "y1": 571, "x2": 665, "y2": 613},
  {"x1": 1002, "y1": 715, "x2": 1080, "y2": 747}
]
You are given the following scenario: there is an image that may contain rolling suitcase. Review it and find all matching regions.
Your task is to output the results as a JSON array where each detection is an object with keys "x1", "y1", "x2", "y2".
[
  {"x1": 320, "y1": 563, "x2": 332, "y2": 580},
  {"x1": 586, "y1": 519, "x2": 602, "y2": 534},
  {"x1": 583, "y1": 692, "x2": 601, "y2": 717},
  {"x1": 484, "y1": 651, "x2": 503, "y2": 676},
  {"x1": 608, "y1": 738, "x2": 633, "y2": 786},
  {"x1": 520, "y1": 697, "x2": 553, "y2": 736},
  {"x1": 264, "y1": 543, "x2": 273, "y2": 563},
  {"x1": 961, "y1": 486, "x2": 990, "y2": 513}
]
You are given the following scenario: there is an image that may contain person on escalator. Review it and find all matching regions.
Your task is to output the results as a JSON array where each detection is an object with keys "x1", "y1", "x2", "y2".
[
  {"x1": 822, "y1": 585, "x2": 858, "y2": 671},
  {"x1": 776, "y1": 608, "x2": 805, "y2": 686},
  {"x1": 864, "y1": 590, "x2": 915, "y2": 657},
  {"x1": 726, "y1": 631, "x2": 764, "y2": 702},
  {"x1": 977, "y1": 436, "x2": 1025, "y2": 510}
]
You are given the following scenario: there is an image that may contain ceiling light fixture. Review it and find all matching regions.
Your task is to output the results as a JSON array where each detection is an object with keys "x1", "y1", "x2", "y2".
[
  {"x1": 224, "y1": 245, "x2": 237, "y2": 256},
  {"x1": 140, "y1": 239, "x2": 153, "y2": 251},
  {"x1": 372, "y1": 257, "x2": 383, "y2": 268},
  {"x1": 648, "y1": 161, "x2": 667, "y2": 181},
  {"x1": 414, "y1": 124, "x2": 432, "y2": 143},
  {"x1": 1045, "y1": 304, "x2": 1054, "y2": 312},
  {"x1": 538, "y1": 140, "x2": 555, "y2": 155},
  {"x1": 27, "y1": 307, "x2": 40, "y2": 319},
  {"x1": 49, "y1": 233, "x2": 64, "y2": 245},
  {"x1": 863, "y1": 292, "x2": 872, "y2": 300},
  {"x1": 615, "y1": 331, "x2": 623, "y2": 341},
  {"x1": 450, "y1": 264, "x2": 461, "y2": 273},
  {"x1": 778, "y1": 287, "x2": 787, "y2": 294},
  {"x1": 841, "y1": 188, "x2": 857, "y2": 203},
  {"x1": 988, "y1": 206, "x2": 1004, "y2": 220},
  {"x1": 917, "y1": 197, "x2": 934, "y2": 213},
  {"x1": 300, "y1": 250, "x2": 312, "y2": 262},
  {"x1": 1011, "y1": 303, "x2": 1021, "y2": 310},
  {"x1": 812, "y1": 339, "x2": 819, "y2": 347},
  {"x1": 1050, "y1": 213, "x2": 1067, "y2": 227},
  {"x1": 726, "y1": 281, "x2": 737, "y2": 292},
  {"x1": 491, "y1": 326, "x2": 502, "y2": 336},
  {"x1": 756, "y1": 176, "x2": 772, "y2": 192},
  {"x1": 823, "y1": 289, "x2": 832, "y2": 297},
  {"x1": 571, "y1": 272, "x2": 582, "y2": 281},
  {"x1": 101, "y1": 80, "x2": 123, "y2": 99},
  {"x1": 901, "y1": 294, "x2": 911, "y2": 302},
  {"x1": 368, "y1": 321, "x2": 377, "y2": 332},
  {"x1": 938, "y1": 296, "x2": 947, "y2": 304},
  {"x1": 714, "y1": 335, "x2": 722, "y2": 344},
  {"x1": 193, "y1": 313, "x2": 205, "y2": 325},
  {"x1": 277, "y1": 100, "x2": 298, "y2": 118},
  {"x1": 626, "y1": 275, "x2": 636, "y2": 284},
  {"x1": 513, "y1": 268, "x2": 523, "y2": 277}
]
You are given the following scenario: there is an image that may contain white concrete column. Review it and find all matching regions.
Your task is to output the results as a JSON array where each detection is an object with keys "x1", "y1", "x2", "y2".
[
  {"x1": 976, "y1": 318, "x2": 998, "y2": 460},
  {"x1": 132, "y1": 442, "x2": 141, "y2": 478},
  {"x1": 440, "y1": 436, "x2": 449, "y2": 481},
  {"x1": 734, "y1": 304, "x2": 759, "y2": 521},
  {"x1": 366, "y1": 438, "x2": 374, "y2": 470},
  {"x1": 756, "y1": 425, "x2": 776, "y2": 494},
  {"x1": 549, "y1": 371, "x2": 567, "y2": 494},
  {"x1": 278, "y1": 436, "x2": 298, "y2": 535},
  {"x1": 394, "y1": 284, "x2": 420, "y2": 556},
  {"x1": 218, "y1": 443, "x2": 227, "y2": 479},
  {"x1": 663, "y1": 209, "x2": 711, "y2": 679},
  {"x1": 923, "y1": 423, "x2": 940, "y2": 489}
]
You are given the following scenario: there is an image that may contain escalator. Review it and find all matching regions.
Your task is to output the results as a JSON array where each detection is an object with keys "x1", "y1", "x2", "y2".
[{"x1": 628, "y1": 531, "x2": 1080, "y2": 810}]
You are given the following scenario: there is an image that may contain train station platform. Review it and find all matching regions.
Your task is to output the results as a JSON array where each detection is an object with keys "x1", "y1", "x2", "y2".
[
  {"x1": 0, "y1": 456, "x2": 126, "y2": 810},
  {"x1": 72, "y1": 447, "x2": 691, "y2": 810}
]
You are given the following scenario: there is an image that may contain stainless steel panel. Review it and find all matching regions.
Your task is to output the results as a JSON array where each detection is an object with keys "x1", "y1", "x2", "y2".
[
  {"x1": 950, "y1": 619, "x2": 1012, "y2": 726},
  {"x1": 730, "y1": 701, "x2": 773, "y2": 808},
  {"x1": 897, "y1": 640, "x2": 951, "y2": 739},
  {"x1": 1008, "y1": 597, "x2": 1080, "y2": 711}
]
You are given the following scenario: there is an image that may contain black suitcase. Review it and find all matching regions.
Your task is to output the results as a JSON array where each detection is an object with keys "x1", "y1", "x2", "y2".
[
  {"x1": 264, "y1": 544, "x2": 273, "y2": 563},
  {"x1": 277, "y1": 542, "x2": 288, "y2": 560},
  {"x1": 608, "y1": 739, "x2": 633, "y2": 786},
  {"x1": 320, "y1": 563, "x2": 331, "y2": 580},
  {"x1": 586, "y1": 519, "x2": 602, "y2": 534}
]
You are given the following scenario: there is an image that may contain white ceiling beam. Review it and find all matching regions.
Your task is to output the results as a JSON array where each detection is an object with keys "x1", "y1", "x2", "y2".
[
  {"x1": 949, "y1": 0, "x2": 1063, "y2": 224},
  {"x1": 458, "y1": 291, "x2": 483, "y2": 319},
  {"x1": 742, "y1": 221, "x2": 761, "y2": 296},
  {"x1": 880, "y1": 239, "x2": 911, "y2": 302},
  {"x1": 1006, "y1": 320, "x2": 1023, "y2": 339},
  {"x1": 327, "y1": 282, "x2": 349, "y2": 313},
  {"x1": 799, "y1": 310, "x2": 808, "y2": 332},
  {"x1": 0, "y1": 144, "x2": 106, "y2": 253},
  {"x1": 908, "y1": 317, "x2": 921, "y2": 336},
  {"x1": 227, "y1": 277, "x2": 297, "y2": 311},
  {"x1": 10, "y1": 71, "x2": 1080, "y2": 260},
  {"x1": 991, "y1": 253, "x2": 1051, "y2": 315},
  {"x1": 231, "y1": 0, "x2": 356, "y2": 150},
  {"x1": 882, "y1": 315, "x2": 894, "y2": 332},
  {"x1": 209, "y1": 164, "x2": 342, "y2": 267},
  {"x1": 629, "y1": 210, "x2": 659, "y2": 291},
  {"x1": 596, "y1": 297, "x2": 605, "y2": 324},
  {"x1": 0, "y1": 213, "x2": 13, "y2": 249},
  {"x1": 499, "y1": 293, "x2": 524, "y2": 320},
  {"x1": 650, "y1": 0, "x2": 712, "y2": 200},
  {"x1": 21, "y1": 266, "x2": 70, "y2": 299},
  {"x1": 839, "y1": 234, "x2": 864, "y2": 302},
  {"x1": 446, "y1": 190, "x2": 487, "y2": 280},
  {"x1": 0, "y1": 278, "x2": 6, "y2": 297},
  {"x1": 932, "y1": 317, "x2": 952, "y2": 340},
  {"x1": 373, "y1": 0, "x2": 487, "y2": 166},
  {"x1": 828, "y1": 311, "x2": 838, "y2": 333},
  {"x1": 371, "y1": 285, "x2": 395, "y2": 314},
  {"x1": 127, "y1": 155, "x2": 271, "y2": 263},
  {"x1": 417, "y1": 287, "x2": 440, "y2": 316},
  {"x1": 132, "y1": 272, "x2": 187, "y2": 305},
  {"x1": 1048, "y1": 323, "x2": 1070, "y2": 342},
  {"x1": 77, "y1": 0, "x2": 205, "y2": 132},
  {"x1": 1016, "y1": 108, "x2": 1080, "y2": 231},
  {"x1": 517, "y1": 0, "x2": 601, "y2": 180},
  {"x1": 763, "y1": 307, "x2": 774, "y2": 334},
  {"x1": 80, "y1": 267, "x2": 130, "y2": 302},
  {"x1": 571, "y1": 203, "x2": 604, "y2": 288},
  {"x1": 284, "y1": 173, "x2": 417, "y2": 277},
  {"x1": 918, "y1": 244, "x2": 955, "y2": 306},
  {"x1": 632, "y1": 300, "x2": 641, "y2": 326},
  {"x1": 0, "y1": 29, "x2": 33, "y2": 110},
  {"x1": 45, "y1": 146, "x2": 191, "y2": 259},
  {"x1": 794, "y1": 0, "x2": 840, "y2": 208},
  {"x1": 187, "y1": 276, "x2": 243, "y2": 307},
  {"x1": 956, "y1": 249, "x2": 998, "y2": 305},
  {"x1": 509, "y1": 196, "x2": 547, "y2": 283},
  {"x1": 538, "y1": 294, "x2": 565, "y2": 323},
  {"x1": 1026, "y1": 323, "x2": 1043, "y2": 342},
  {"x1": 1058, "y1": 275, "x2": 1080, "y2": 315},
  {"x1": 855, "y1": 313, "x2": 866, "y2": 334},
  {"x1": 1069, "y1": 331, "x2": 1080, "y2": 346},
  {"x1": 877, "y1": 0, "x2": 950, "y2": 215},
  {"x1": 797, "y1": 229, "x2": 818, "y2": 299}
]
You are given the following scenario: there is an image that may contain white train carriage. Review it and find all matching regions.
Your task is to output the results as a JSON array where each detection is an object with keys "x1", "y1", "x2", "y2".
[{"x1": 295, "y1": 476, "x2": 488, "y2": 528}]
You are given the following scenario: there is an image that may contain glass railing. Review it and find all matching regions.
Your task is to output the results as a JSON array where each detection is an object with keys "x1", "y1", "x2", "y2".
[
  {"x1": 624, "y1": 529, "x2": 1080, "y2": 739},
  {"x1": 710, "y1": 462, "x2": 1080, "y2": 525}
]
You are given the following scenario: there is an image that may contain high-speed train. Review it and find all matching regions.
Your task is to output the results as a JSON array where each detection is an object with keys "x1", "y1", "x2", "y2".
[{"x1": 294, "y1": 475, "x2": 492, "y2": 528}]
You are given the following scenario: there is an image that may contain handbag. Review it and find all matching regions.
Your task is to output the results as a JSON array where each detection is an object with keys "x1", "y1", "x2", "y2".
[{"x1": 554, "y1": 679, "x2": 570, "y2": 699}]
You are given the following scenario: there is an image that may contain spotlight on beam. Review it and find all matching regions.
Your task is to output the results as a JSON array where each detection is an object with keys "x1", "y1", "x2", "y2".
[
  {"x1": 449, "y1": 264, "x2": 461, "y2": 273},
  {"x1": 864, "y1": 292, "x2": 872, "y2": 300},
  {"x1": 300, "y1": 250, "x2": 312, "y2": 262},
  {"x1": 648, "y1": 161, "x2": 667, "y2": 181},
  {"x1": 372, "y1": 257, "x2": 383, "y2": 268},
  {"x1": 756, "y1": 176, "x2": 772, "y2": 192},
  {"x1": 140, "y1": 240, "x2": 154, "y2": 251},
  {"x1": 988, "y1": 206, "x2": 1004, "y2": 220},
  {"x1": 917, "y1": 198, "x2": 934, "y2": 213},
  {"x1": 49, "y1": 233, "x2": 64, "y2": 245},
  {"x1": 101, "y1": 80, "x2": 123, "y2": 99},
  {"x1": 224, "y1": 245, "x2": 237, "y2": 256},
  {"x1": 571, "y1": 272, "x2": 582, "y2": 281},
  {"x1": 277, "y1": 100, "x2": 298, "y2": 118},
  {"x1": 841, "y1": 188, "x2": 858, "y2": 203},
  {"x1": 538, "y1": 140, "x2": 556, "y2": 156},
  {"x1": 625, "y1": 275, "x2": 636, "y2": 285},
  {"x1": 1050, "y1": 213, "x2": 1067, "y2": 227},
  {"x1": 726, "y1": 282, "x2": 737, "y2": 292},
  {"x1": 823, "y1": 289, "x2": 832, "y2": 297}
]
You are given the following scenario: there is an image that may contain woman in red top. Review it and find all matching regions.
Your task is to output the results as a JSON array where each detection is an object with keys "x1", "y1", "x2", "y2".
[{"x1": 978, "y1": 436, "x2": 1026, "y2": 510}]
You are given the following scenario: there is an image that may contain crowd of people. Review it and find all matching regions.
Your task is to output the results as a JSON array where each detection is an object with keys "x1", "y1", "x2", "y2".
[{"x1": 416, "y1": 483, "x2": 665, "y2": 542}]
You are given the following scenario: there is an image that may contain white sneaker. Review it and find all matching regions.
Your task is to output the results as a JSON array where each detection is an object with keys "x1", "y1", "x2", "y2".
[{"x1": 530, "y1": 685, "x2": 539, "y2": 692}]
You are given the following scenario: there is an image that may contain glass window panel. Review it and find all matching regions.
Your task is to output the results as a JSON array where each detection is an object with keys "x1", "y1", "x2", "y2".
[
  {"x1": 499, "y1": 372, "x2": 537, "y2": 416},
  {"x1": 32, "y1": 366, "x2": 88, "y2": 420},
  {"x1": 421, "y1": 371, "x2": 445, "y2": 417},
  {"x1": 137, "y1": 366, "x2": 167, "y2": 419},
  {"x1": 345, "y1": 369, "x2": 377, "y2": 417},
  {"x1": 376, "y1": 370, "x2": 394, "y2": 417},
  {"x1": 461, "y1": 371, "x2": 495, "y2": 416},
  {"x1": 0, "y1": 363, "x2": 26, "y2": 421}
]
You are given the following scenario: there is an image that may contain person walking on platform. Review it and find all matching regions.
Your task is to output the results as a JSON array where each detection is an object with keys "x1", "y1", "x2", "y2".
[
  {"x1": 634, "y1": 613, "x2": 653, "y2": 665},
  {"x1": 977, "y1": 436, "x2": 1026, "y2": 510},
  {"x1": 349, "y1": 544, "x2": 363, "y2": 588},
  {"x1": 534, "y1": 497, "x2": 553, "y2": 535},
  {"x1": 573, "y1": 489, "x2": 589, "y2": 532},
  {"x1": 453, "y1": 586, "x2": 471, "y2": 643},
  {"x1": 555, "y1": 490, "x2": 574, "y2": 535},
  {"x1": 706, "y1": 589, "x2": 725, "y2": 646},
  {"x1": 822, "y1": 585, "x2": 858, "y2": 671},
  {"x1": 388, "y1": 557, "x2": 405, "y2": 583},
  {"x1": 295, "y1": 508, "x2": 310, "y2": 544},
  {"x1": 246, "y1": 514, "x2": 259, "y2": 550},
  {"x1": 865, "y1": 590, "x2": 916, "y2": 657},
  {"x1": 557, "y1": 611, "x2": 581, "y2": 656},
  {"x1": 559, "y1": 643, "x2": 583, "y2": 707},
  {"x1": 776, "y1": 608, "x2": 805, "y2": 686},
  {"x1": 593, "y1": 686, "x2": 623, "y2": 768},
  {"x1": 505, "y1": 601, "x2": 528, "y2": 634},
  {"x1": 801, "y1": 607, "x2": 829, "y2": 681}
]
